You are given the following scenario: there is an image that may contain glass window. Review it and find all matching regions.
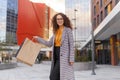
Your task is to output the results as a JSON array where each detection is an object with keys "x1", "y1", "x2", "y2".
[
  {"x1": 94, "y1": 18, "x2": 96, "y2": 28},
  {"x1": 100, "y1": 11, "x2": 103, "y2": 22},
  {"x1": 97, "y1": 15, "x2": 99, "y2": 26},
  {"x1": 104, "y1": 6, "x2": 108, "y2": 17},
  {"x1": 96, "y1": 2, "x2": 99, "y2": 14},
  {"x1": 116, "y1": 32, "x2": 120, "y2": 61},
  {"x1": 6, "y1": 0, "x2": 18, "y2": 43},
  {"x1": 108, "y1": 2, "x2": 112, "y2": 14}
]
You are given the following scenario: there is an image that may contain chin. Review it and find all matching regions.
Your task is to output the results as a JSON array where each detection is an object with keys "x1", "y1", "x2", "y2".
[{"x1": 58, "y1": 24, "x2": 63, "y2": 26}]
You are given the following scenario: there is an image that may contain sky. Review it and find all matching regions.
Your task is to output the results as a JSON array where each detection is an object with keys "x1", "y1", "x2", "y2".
[
  {"x1": 65, "y1": 0, "x2": 91, "y2": 40},
  {"x1": 30, "y1": 0, "x2": 65, "y2": 13},
  {"x1": 0, "y1": 0, "x2": 7, "y2": 42}
]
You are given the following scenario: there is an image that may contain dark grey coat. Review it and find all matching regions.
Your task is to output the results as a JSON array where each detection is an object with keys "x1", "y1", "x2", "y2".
[{"x1": 38, "y1": 27, "x2": 75, "y2": 80}]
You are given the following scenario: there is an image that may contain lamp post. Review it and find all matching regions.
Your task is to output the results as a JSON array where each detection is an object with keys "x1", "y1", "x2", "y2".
[
  {"x1": 74, "y1": 9, "x2": 77, "y2": 49},
  {"x1": 91, "y1": 20, "x2": 96, "y2": 75}
]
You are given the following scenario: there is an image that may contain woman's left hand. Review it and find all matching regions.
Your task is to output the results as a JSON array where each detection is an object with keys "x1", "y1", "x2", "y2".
[{"x1": 69, "y1": 62, "x2": 74, "y2": 66}]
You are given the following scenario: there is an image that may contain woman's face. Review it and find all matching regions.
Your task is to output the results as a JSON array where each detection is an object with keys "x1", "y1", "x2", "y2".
[{"x1": 56, "y1": 14, "x2": 64, "y2": 26}]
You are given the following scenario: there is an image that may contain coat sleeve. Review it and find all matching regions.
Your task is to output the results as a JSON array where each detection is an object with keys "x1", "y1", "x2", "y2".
[
  {"x1": 37, "y1": 36, "x2": 54, "y2": 47},
  {"x1": 67, "y1": 28, "x2": 75, "y2": 62}
]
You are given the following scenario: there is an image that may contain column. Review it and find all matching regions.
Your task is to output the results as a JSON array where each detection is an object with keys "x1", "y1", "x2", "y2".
[{"x1": 110, "y1": 35, "x2": 117, "y2": 65}]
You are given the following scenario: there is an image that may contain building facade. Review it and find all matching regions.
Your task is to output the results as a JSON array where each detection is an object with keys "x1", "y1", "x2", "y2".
[
  {"x1": 92, "y1": 0, "x2": 120, "y2": 65},
  {"x1": 81, "y1": 0, "x2": 120, "y2": 65},
  {"x1": 6, "y1": 0, "x2": 18, "y2": 44},
  {"x1": 17, "y1": 0, "x2": 58, "y2": 45},
  {"x1": 17, "y1": 0, "x2": 47, "y2": 45},
  {"x1": 0, "y1": 0, "x2": 18, "y2": 44},
  {"x1": 92, "y1": 0, "x2": 119, "y2": 30}
]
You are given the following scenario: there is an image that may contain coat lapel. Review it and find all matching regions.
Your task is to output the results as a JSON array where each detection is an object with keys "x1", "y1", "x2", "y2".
[{"x1": 61, "y1": 27, "x2": 66, "y2": 45}]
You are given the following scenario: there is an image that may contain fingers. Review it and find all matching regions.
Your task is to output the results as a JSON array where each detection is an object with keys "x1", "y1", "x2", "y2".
[
  {"x1": 33, "y1": 36, "x2": 38, "y2": 39},
  {"x1": 32, "y1": 36, "x2": 39, "y2": 42},
  {"x1": 69, "y1": 62, "x2": 74, "y2": 66}
]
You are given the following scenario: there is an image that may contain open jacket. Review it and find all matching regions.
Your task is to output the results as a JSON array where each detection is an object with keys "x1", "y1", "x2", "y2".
[{"x1": 38, "y1": 27, "x2": 75, "y2": 80}]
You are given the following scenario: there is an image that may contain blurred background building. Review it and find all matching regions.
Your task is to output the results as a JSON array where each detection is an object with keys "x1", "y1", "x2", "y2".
[
  {"x1": 0, "y1": 0, "x2": 64, "y2": 45},
  {"x1": 1, "y1": 0, "x2": 120, "y2": 66},
  {"x1": 0, "y1": 0, "x2": 18, "y2": 44},
  {"x1": 0, "y1": 0, "x2": 64, "y2": 64},
  {"x1": 81, "y1": 0, "x2": 120, "y2": 66}
]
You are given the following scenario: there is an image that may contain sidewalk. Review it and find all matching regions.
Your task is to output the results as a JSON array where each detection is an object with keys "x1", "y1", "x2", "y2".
[
  {"x1": 75, "y1": 65, "x2": 120, "y2": 80},
  {"x1": 0, "y1": 63, "x2": 120, "y2": 80}
]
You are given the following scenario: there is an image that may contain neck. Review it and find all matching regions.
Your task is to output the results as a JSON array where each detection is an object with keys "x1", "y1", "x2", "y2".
[{"x1": 59, "y1": 25, "x2": 64, "y2": 28}]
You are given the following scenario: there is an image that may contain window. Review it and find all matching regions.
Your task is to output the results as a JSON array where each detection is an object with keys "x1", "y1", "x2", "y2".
[
  {"x1": 94, "y1": 18, "x2": 96, "y2": 28},
  {"x1": 104, "y1": 2, "x2": 112, "y2": 18},
  {"x1": 97, "y1": 15, "x2": 99, "y2": 26},
  {"x1": 108, "y1": 2, "x2": 112, "y2": 14},
  {"x1": 94, "y1": 6, "x2": 96, "y2": 15},
  {"x1": 104, "y1": 6, "x2": 108, "y2": 17},
  {"x1": 96, "y1": 2, "x2": 99, "y2": 14},
  {"x1": 100, "y1": 11, "x2": 103, "y2": 22},
  {"x1": 116, "y1": 32, "x2": 120, "y2": 61}
]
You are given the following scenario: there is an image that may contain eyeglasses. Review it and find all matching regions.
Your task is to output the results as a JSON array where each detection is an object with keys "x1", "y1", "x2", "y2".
[{"x1": 56, "y1": 18, "x2": 63, "y2": 20}]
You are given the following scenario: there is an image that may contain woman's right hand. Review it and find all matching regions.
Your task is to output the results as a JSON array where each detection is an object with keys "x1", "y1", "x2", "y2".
[{"x1": 33, "y1": 36, "x2": 39, "y2": 42}]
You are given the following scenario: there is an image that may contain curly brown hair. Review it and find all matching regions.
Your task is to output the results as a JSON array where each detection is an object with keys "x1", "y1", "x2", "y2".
[{"x1": 52, "y1": 13, "x2": 73, "y2": 33}]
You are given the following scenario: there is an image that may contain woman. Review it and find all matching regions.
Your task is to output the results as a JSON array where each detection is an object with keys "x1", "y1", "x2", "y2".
[{"x1": 33, "y1": 13, "x2": 75, "y2": 80}]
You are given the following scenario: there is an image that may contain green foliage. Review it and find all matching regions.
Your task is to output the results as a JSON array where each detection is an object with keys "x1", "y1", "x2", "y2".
[
  {"x1": 75, "y1": 54, "x2": 89, "y2": 62},
  {"x1": 0, "y1": 48, "x2": 12, "y2": 51},
  {"x1": 88, "y1": 50, "x2": 92, "y2": 61},
  {"x1": 75, "y1": 49, "x2": 91, "y2": 62}
]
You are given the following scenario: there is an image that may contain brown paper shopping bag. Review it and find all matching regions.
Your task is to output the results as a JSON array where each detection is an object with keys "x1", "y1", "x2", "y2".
[{"x1": 16, "y1": 38, "x2": 41, "y2": 66}]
